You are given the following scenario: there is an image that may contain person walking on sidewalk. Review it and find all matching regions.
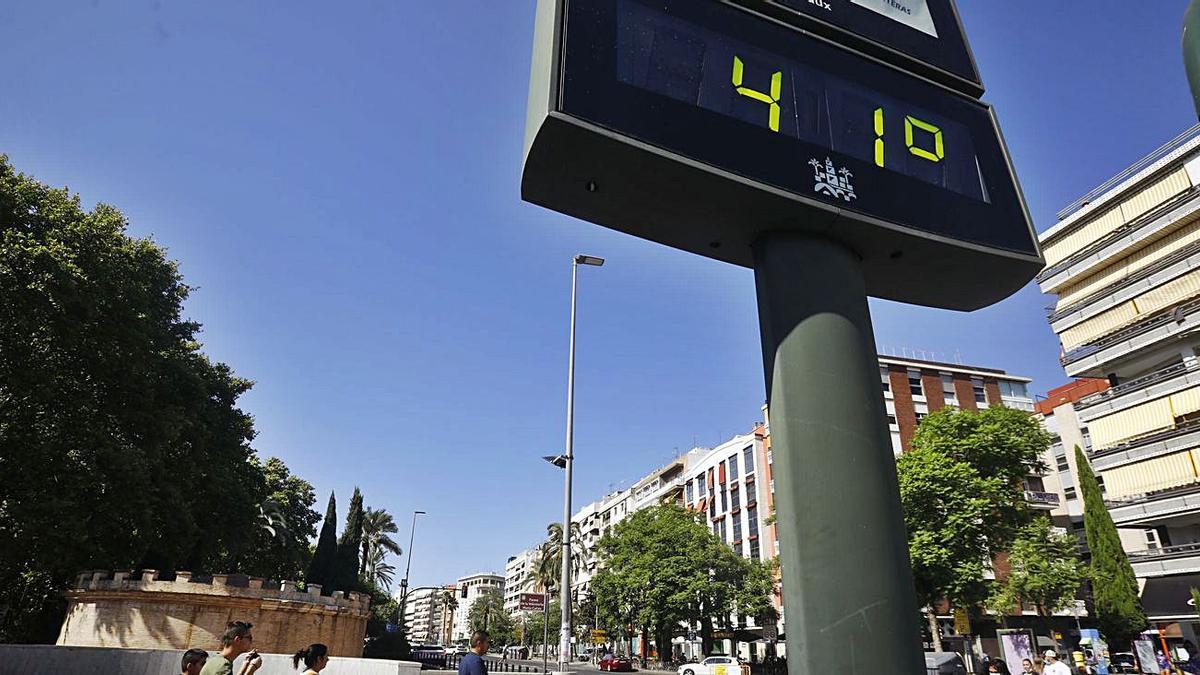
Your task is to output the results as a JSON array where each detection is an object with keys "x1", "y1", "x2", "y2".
[
  {"x1": 459, "y1": 631, "x2": 491, "y2": 675},
  {"x1": 199, "y1": 621, "x2": 263, "y2": 675},
  {"x1": 293, "y1": 643, "x2": 329, "y2": 673}
]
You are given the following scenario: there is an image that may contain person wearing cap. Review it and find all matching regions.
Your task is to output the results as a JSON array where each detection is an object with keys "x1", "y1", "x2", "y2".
[{"x1": 1042, "y1": 650, "x2": 1071, "y2": 675}]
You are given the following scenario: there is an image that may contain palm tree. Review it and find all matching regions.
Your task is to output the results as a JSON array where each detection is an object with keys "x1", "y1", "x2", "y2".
[
  {"x1": 545, "y1": 521, "x2": 589, "y2": 579},
  {"x1": 365, "y1": 546, "x2": 396, "y2": 591},
  {"x1": 441, "y1": 588, "x2": 459, "y2": 644},
  {"x1": 360, "y1": 507, "x2": 403, "y2": 578}
]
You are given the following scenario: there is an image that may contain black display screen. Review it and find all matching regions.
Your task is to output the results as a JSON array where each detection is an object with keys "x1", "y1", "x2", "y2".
[
  {"x1": 770, "y1": 0, "x2": 979, "y2": 87},
  {"x1": 559, "y1": 0, "x2": 1036, "y2": 255},
  {"x1": 616, "y1": 0, "x2": 985, "y2": 200}
]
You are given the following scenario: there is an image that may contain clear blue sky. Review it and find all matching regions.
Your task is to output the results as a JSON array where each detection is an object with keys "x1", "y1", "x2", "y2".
[{"x1": 0, "y1": 1, "x2": 1192, "y2": 589}]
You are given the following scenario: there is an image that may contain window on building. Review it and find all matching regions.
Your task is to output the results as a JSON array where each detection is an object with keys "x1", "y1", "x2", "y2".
[
  {"x1": 1095, "y1": 475, "x2": 1106, "y2": 494},
  {"x1": 881, "y1": 366, "x2": 891, "y2": 393},
  {"x1": 748, "y1": 506, "x2": 759, "y2": 538},
  {"x1": 697, "y1": 477, "x2": 706, "y2": 497},
  {"x1": 915, "y1": 412, "x2": 926, "y2": 424},
  {"x1": 685, "y1": 481, "x2": 694, "y2": 505},
  {"x1": 972, "y1": 378, "x2": 986, "y2": 403},
  {"x1": 720, "y1": 486, "x2": 728, "y2": 512},
  {"x1": 709, "y1": 494, "x2": 716, "y2": 518},
  {"x1": 1145, "y1": 528, "x2": 1162, "y2": 550},
  {"x1": 718, "y1": 518, "x2": 727, "y2": 543},
  {"x1": 729, "y1": 455, "x2": 739, "y2": 481},
  {"x1": 1055, "y1": 454, "x2": 1070, "y2": 473},
  {"x1": 887, "y1": 414, "x2": 897, "y2": 427},
  {"x1": 731, "y1": 488, "x2": 740, "y2": 511},
  {"x1": 732, "y1": 515, "x2": 742, "y2": 542},
  {"x1": 749, "y1": 537, "x2": 760, "y2": 560},
  {"x1": 743, "y1": 446, "x2": 755, "y2": 474},
  {"x1": 1064, "y1": 486, "x2": 1077, "y2": 500},
  {"x1": 909, "y1": 369, "x2": 923, "y2": 396},
  {"x1": 941, "y1": 374, "x2": 956, "y2": 405}
]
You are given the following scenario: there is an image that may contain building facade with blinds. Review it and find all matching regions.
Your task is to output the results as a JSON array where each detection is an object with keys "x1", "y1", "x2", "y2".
[{"x1": 1038, "y1": 124, "x2": 1200, "y2": 634}]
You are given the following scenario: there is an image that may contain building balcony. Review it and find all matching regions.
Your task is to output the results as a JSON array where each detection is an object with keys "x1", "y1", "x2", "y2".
[
  {"x1": 1060, "y1": 297, "x2": 1200, "y2": 378},
  {"x1": 1039, "y1": 123, "x2": 1200, "y2": 294},
  {"x1": 1024, "y1": 490, "x2": 1062, "y2": 510},
  {"x1": 1038, "y1": 186, "x2": 1200, "y2": 295},
  {"x1": 1128, "y1": 542, "x2": 1200, "y2": 578},
  {"x1": 1089, "y1": 418, "x2": 1200, "y2": 472},
  {"x1": 1077, "y1": 361, "x2": 1200, "y2": 422},
  {"x1": 1107, "y1": 481, "x2": 1200, "y2": 526},
  {"x1": 1050, "y1": 238, "x2": 1200, "y2": 334}
]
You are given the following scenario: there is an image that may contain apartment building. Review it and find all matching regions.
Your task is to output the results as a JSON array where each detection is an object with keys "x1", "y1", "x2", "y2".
[
  {"x1": 1039, "y1": 124, "x2": 1200, "y2": 636},
  {"x1": 880, "y1": 354, "x2": 1036, "y2": 453},
  {"x1": 451, "y1": 573, "x2": 505, "y2": 643},
  {"x1": 403, "y1": 586, "x2": 444, "y2": 644},
  {"x1": 503, "y1": 548, "x2": 540, "y2": 615},
  {"x1": 1033, "y1": 378, "x2": 1111, "y2": 542}
]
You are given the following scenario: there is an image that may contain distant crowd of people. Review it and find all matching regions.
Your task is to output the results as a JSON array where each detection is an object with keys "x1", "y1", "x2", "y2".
[{"x1": 177, "y1": 620, "x2": 331, "y2": 675}]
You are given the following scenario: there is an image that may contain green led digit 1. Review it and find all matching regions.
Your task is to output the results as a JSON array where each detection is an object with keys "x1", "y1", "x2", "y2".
[
  {"x1": 873, "y1": 107, "x2": 885, "y2": 167},
  {"x1": 905, "y1": 115, "x2": 945, "y2": 162},
  {"x1": 732, "y1": 56, "x2": 782, "y2": 132}
]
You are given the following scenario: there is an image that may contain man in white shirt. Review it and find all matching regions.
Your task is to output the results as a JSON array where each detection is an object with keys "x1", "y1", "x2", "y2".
[{"x1": 1043, "y1": 650, "x2": 1072, "y2": 675}]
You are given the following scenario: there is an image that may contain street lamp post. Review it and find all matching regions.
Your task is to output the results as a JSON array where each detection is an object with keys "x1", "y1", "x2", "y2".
[
  {"x1": 398, "y1": 510, "x2": 427, "y2": 630},
  {"x1": 557, "y1": 254, "x2": 603, "y2": 673}
]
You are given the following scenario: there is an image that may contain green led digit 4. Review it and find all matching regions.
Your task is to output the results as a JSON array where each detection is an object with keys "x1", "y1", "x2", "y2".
[{"x1": 731, "y1": 56, "x2": 782, "y2": 132}]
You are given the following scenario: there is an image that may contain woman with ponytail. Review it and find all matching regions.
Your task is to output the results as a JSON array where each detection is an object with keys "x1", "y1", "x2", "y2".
[{"x1": 292, "y1": 643, "x2": 329, "y2": 673}]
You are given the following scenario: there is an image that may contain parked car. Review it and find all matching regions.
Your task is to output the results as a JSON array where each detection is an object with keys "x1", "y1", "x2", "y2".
[
  {"x1": 451, "y1": 645, "x2": 470, "y2": 656},
  {"x1": 678, "y1": 656, "x2": 748, "y2": 675},
  {"x1": 924, "y1": 652, "x2": 967, "y2": 675},
  {"x1": 503, "y1": 645, "x2": 530, "y2": 660},
  {"x1": 600, "y1": 653, "x2": 635, "y2": 672},
  {"x1": 1110, "y1": 652, "x2": 1138, "y2": 673}
]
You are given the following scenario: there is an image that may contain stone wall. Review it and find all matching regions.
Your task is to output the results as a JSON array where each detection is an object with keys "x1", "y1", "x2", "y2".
[{"x1": 56, "y1": 570, "x2": 371, "y2": 657}]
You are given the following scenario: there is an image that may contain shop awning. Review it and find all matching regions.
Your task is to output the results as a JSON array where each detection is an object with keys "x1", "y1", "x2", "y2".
[{"x1": 1140, "y1": 574, "x2": 1200, "y2": 621}]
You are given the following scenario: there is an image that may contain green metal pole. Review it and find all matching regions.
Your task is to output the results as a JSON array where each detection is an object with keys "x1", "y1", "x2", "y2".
[
  {"x1": 1185, "y1": 0, "x2": 1200, "y2": 119},
  {"x1": 753, "y1": 233, "x2": 924, "y2": 675}
]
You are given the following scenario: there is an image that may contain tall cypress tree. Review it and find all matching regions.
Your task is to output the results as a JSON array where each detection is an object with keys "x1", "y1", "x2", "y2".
[
  {"x1": 306, "y1": 491, "x2": 338, "y2": 592},
  {"x1": 1076, "y1": 446, "x2": 1146, "y2": 650},
  {"x1": 335, "y1": 487, "x2": 365, "y2": 593}
]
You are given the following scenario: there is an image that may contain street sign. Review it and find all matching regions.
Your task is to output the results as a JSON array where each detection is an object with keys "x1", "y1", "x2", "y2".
[
  {"x1": 767, "y1": 0, "x2": 981, "y2": 95},
  {"x1": 522, "y1": 0, "x2": 1041, "y2": 311},
  {"x1": 592, "y1": 629, "x2": 608, "y2": 644},
  {"x1": 519, "y1": 593, "x2": 547, "y2": 611},
  {"x1": 712, "y1": 630, "x2": 734, "y2": 640}
]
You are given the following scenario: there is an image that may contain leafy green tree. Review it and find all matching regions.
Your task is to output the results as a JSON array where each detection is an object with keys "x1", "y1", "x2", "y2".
[
  {"x1": 989, "y1": 518, "x2": 1086, "y2": 651},
  {"x1": 1076, "y1": 446, "x2": 1146, "y2": 651},
  {"x1": 0, "y1": 156, "x2": 265, "y2": 641},
  {"x1": 592, "y1": 504, "x2": 773, "y2": 665},
  {"x1": 334, "y1": 487, "x2": 365, "y2": 592},
  {"x1": 306, "y1": 492, "x2": 339, "y2": 591},
  {"x1": 469, "y1": 587, "x2": 515, "y2": 645},
  {"x1": 240, "y1": 457, "x2": 320, "y2": 581},
  {"x1": 899, "y1": 406, "x2": 1052, "y2": 651}
]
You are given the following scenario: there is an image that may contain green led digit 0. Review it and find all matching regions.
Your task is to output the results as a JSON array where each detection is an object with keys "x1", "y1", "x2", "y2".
[
  {"x1": 873, "y1": 107, "x2": 885, "y2": 167},
  {"x1": 732, "y1": 56, "x2": 782, "y2": 132},
  {"x1": 905, "y1": 115, "x2": 945, "y2": 162}
]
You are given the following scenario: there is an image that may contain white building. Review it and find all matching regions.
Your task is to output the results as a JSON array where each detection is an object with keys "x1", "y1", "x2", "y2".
[
  {"x1": 451, "y1": 573, "x2": 505, "y2": 643},
  {"x1": 1038, "y1": 123, "x2": 1200, "y2": 636},
  {"x1": 503, "y1": 548, "x2": 539, "y2": 615},
  {"x1": 403, "y1": 586, "x2": 443, "y2": 644}
]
